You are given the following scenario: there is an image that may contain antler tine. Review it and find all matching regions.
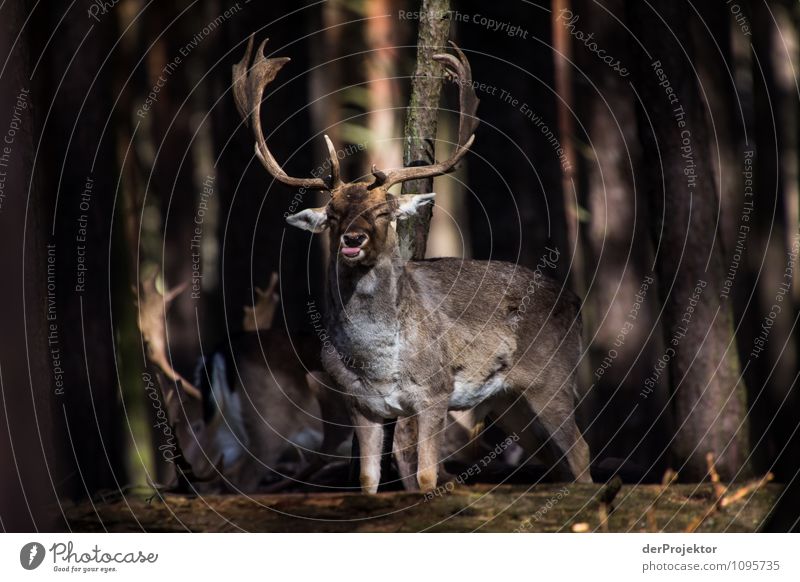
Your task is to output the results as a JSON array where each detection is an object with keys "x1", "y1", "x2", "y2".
[
  {"x1": 368, "y1": 164, "x2": 387, "y2": 190},
  {"x1": 242, "y1": 272, "x2": 281, "y2": 332},
  {"x1": 136, "y1": 271, "x2": 202, "y2": 400},
  {"x1": 233, "y1": 35, "x2": 332, "y2": 191},
  {"x1": 324, "y1": 135, "x2": 342, "y2": 188},
  {"x1": 163, "y1": 280, "x2": 189, "y2": 303},
  {"x1": 436, "y1": 41, "x2": 480, "y2": 145},
  {"x1": 264, "y1": 270, "x2": 279, "y2": 297},
  {"x1": 232, "y1": 35, "x2": 254, "y2": 125},
  {"x1": 377, "y1": 42, "x2": 480, "y2": 190}
]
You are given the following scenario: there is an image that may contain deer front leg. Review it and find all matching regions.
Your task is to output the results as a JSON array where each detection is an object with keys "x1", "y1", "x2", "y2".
[
  {"x1": 416, "y1": 402, "x2": 448, "y2": 492},
  {"x1": 351, "y1": 407, "x2": 384, "y2": 494}
]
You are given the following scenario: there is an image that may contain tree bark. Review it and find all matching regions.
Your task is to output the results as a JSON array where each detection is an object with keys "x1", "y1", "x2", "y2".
[
  {"x1": 552, "y1": 0, "x2": 583, "y2": 291},
  {"x1": 365, "y1": 0, "x2": 404, "y2": 173},
  {"x1": 628, "y1": 0, "x2": 749, "y2": 481},
  {"x1": 398, "y1": 0, "x2": 452, "y2": 259},
  {"x1": 746, "y1": 0, "x2": 800, "y2": 481},
  {"x1": 0, "y1": 0, "x2": 64, "y2": 531},
  {"x1": 35, "y1": 0, "x2": 125, "y2": 496}
]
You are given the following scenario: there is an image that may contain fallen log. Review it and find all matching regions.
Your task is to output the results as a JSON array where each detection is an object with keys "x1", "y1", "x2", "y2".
[{"x1": 63, "y1": 483, "x2": 780, "y2": 533}]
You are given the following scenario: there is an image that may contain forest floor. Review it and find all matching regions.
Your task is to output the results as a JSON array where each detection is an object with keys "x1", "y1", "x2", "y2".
[{"x1": 63, "y1": 482, "x2": 779, "y2": 532}]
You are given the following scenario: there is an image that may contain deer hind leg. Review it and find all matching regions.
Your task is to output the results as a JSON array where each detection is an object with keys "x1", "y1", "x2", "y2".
[
  {"x1": 490, "y1": 386, "x2": 591, "y2": 483},
  {"x1": 395, "y1": 414, "x2": 461, "y2": 491}
]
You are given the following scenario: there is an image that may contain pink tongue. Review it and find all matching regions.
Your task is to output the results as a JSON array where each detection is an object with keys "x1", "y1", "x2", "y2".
[{"x1": 341, "y1": 247, "x2": 361, "y2": 257}]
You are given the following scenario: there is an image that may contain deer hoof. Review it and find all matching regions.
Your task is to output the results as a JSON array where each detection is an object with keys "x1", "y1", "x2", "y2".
[{"x1": 417, "y1": 468, "x2": 438, "y2": 493}]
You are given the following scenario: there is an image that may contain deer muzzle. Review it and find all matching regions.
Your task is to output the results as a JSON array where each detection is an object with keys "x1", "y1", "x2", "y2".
[{"x1": 341, "y1": 233, "x2": 368, "y2": 258}]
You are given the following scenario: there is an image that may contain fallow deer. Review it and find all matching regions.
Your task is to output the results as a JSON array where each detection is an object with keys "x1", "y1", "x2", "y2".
[{"x1": 233, "y1": 37, "x2": 592, "y2": 493}]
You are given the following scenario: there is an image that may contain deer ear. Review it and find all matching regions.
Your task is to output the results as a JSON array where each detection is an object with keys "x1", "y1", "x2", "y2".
[
  {"x1": 395, "y1": 193, "x2": 436, "y2": 219},
  {"x1": 286, "y1": 207, "x2": 328, "y2": 232}
]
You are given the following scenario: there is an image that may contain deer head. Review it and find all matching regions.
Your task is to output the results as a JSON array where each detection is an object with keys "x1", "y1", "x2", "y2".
[{"x1": 232, "y1": 36, "x2": 479, "y2": 266}]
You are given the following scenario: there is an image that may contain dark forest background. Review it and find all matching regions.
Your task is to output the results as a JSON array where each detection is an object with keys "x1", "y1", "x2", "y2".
[{"x1": 1, "y1": 0, "x2": 798, "y2": 531}]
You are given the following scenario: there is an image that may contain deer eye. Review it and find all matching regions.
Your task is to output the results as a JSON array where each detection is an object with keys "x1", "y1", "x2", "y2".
[{"x1": 376, "y1": 211, "x2": 391, "y2": 220}]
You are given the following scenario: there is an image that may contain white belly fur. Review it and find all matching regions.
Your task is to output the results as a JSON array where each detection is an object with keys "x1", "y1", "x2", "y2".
[
  {"x1": 340, "y1": 320, "x2": 509, "y2": 416},
  {"x1": 352, "y1": 372, "x2": 507, "y2": 418},
  {"x1": 352, "y1": 380, "x2": 409, "y2": 418}
]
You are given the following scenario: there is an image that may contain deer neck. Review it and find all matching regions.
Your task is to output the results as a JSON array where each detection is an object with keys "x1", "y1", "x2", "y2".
[
  {"x1": 324, "y1": 242, "x2": 411, "y2": 374},
  {"x1": 326, "y1": 252, "x2": 404, "y2": 320}
]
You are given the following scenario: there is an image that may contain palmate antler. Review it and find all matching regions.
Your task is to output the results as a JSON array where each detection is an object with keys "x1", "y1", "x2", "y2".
[
  {"x1": 232, "y1": 36, "x2": 340, "y2": 190},
  {"x1": 232, "y1": 36, "x2": 479, "y2": 191},
  {"x1": 135, "y1": 271, "x2": 202, "y2": 400},
  {"x1": 377, "y1": 42, "x2": 480, "y2": 190}
]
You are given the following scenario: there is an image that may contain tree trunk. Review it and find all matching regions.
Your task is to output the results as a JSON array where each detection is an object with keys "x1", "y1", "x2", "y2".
[
  {"x1": 0, "y1": 0, "x2": 63, "y2": 531},
  {"x1": 365, "y1": 0, "x2": 404, "y2": 172},
  {"x1": 35, "y1": 0, "x2": 124, "y2": 497},
  {"x1": 691, "y1": 1, "x2": 744, "y2": 263},
  {"x1": 746, "y1": 0, "x2": 799, "y2": 481},
  {"x1": 628, "y1": 0, "x2": 749, "y2": 481},
  {"x1": 398, "y1": 0, "x2": 452, "y2": 259},
  {"x1": 552, "y1": 0, "x2": 583, "y2": 291}
]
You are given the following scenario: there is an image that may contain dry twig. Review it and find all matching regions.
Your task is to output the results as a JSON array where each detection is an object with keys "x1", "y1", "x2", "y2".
[
  {"x1": 685, "y1": 453, "x2": 773, "y2": 532},
  {"x1": 645, "y1": 468, "x2": 678, "y2": 531}
]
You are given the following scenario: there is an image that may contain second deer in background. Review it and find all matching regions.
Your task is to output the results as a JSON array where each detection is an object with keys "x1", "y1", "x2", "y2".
[{"x1": 136, "y1": 271, "x2": 352, "y2": 492}]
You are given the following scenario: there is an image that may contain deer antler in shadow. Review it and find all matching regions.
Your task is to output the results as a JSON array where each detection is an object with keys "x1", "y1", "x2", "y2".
[{"x1": 135, "y1": 271, "x2": 202, "y2": 400}]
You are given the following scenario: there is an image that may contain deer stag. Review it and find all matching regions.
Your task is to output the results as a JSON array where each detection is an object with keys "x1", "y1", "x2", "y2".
[{"x1": 234, "y1": 36, "x2": 592, "y2": 493}]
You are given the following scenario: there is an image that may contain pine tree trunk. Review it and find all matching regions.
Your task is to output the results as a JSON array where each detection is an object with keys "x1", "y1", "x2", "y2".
[
  {"x1": 628, "y1": 0, "x2": 749, "y2": 481},
  {"x1": 37, "y1": 0, "x2": 125, "y2": 496},
  {"x1": 398, "y1": 0, "x2": 452, "y2": 259},
  {"x1": 746, "y1": 0, "x2": 800, "y2": 481},
  {"x1": 0, "y1": 0, "x2": 63, "y2": 530}
]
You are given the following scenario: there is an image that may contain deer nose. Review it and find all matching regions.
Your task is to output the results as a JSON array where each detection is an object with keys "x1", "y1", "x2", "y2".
[{"x1": 342, "y1": 232, "x2": 368, "y2": 248}]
